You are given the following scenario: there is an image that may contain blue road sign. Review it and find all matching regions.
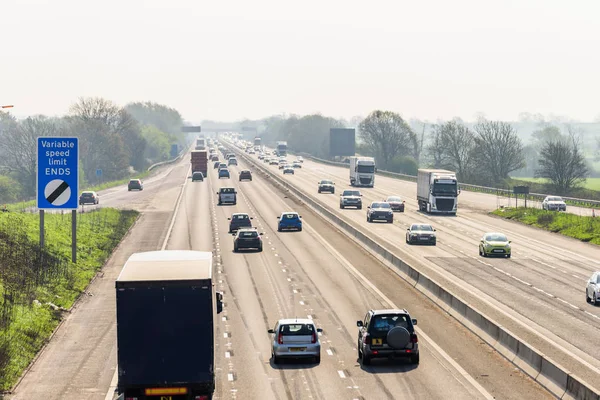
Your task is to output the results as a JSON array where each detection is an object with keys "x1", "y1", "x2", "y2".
[
  {"x1": 37, "y1": 137, "x2": 79, "y2": 210},
  {"x1": 96, "y1": 169, "x2": 102, "y2": 177}
]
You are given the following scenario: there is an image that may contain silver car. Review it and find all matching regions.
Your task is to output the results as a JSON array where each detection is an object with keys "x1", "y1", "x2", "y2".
[
  {"x1": 268, "y1": 319, "x2": 322, "y2": 364},
  {"x1": 406, "y1": 223, "x2": 437, "y2": 245},
  {"x1": 586, "y1": 271, "x2": 600, "y2": 305}
]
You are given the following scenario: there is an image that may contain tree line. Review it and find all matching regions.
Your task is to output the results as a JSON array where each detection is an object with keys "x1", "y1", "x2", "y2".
[
  {"x1": 246, "y1": 111, "x2": 589, "y2": 195},
  {"x1": 0, "y1": 98, "x2": 187, "y2": 203}
]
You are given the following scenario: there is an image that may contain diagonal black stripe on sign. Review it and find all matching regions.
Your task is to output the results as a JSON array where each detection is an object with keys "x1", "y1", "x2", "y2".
[{"x1": 47, "y1": 181, "x2": 69, "y2": 204}]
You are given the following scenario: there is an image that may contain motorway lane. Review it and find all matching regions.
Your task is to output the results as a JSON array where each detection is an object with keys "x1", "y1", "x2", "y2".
[
  {"x1": 287, "y1": 158, "x2": 600, "y2": 362},
  {"x1": 207, "y1": 159, "x2": 551, "y2": 399},
  {"x1": 237, "y1": 148, "x2": 600, "y2": 387},
  {"x1": 8, "y1": 155, "x2": 193, "y2": 400}
]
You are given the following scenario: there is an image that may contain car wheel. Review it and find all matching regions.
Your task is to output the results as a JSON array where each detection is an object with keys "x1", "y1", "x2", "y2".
[
  {"x1": 315, "y1": 355, "x2": 321, "y2": 364},
  {"x1": 388, "y1": 218, "x2": 393, "y2": 224},
  {"x1": 128, "y1": 188, "x2": 131, "y2": 191},
  {"x1": 233, "y1": 245, "x2": 238, "y2": 252},
  {"x1": 358, "y1": 206, "x2": 362, "y2": 210},
  {"x1": 361, "y1": 351, "x2": 371, "y2": 365},
  {"x1": 273, "y1": 354, "x2": 280, "y2": 365},
  {"x1": 406, "y1": 236, "x2": 409, "y2": 244},
  {"x1": 431, "y1": 240, "x2": 436, "y2": 246},
  {"x1": 410, "y1": 354, "x2": 420, "y2": 364},
  {"x1": 233, "y1": 202, "x2": 237, "y2": 205},
  {"x1": 506, "y1": 254, "x2": 511, "y2": 258},
  {"x1": 298, "y1": 227, "x2": 302, "y2": 232},
  {"x1": 340, "y1": 204, "x2": 344, "y2": 209},
  {"x1": 318, "y1": 190, "x2": 321, "y2": 193},
  {"x1": 258, "y1": 245, "x2": 263, "y2": 252},
  {"x1": 586, "y1": 291, "x2": 590, "y2": 303},
  {"x1": 367, "y1": 216, "x2": 370, "y2": 223},
  {"x1": 278, "y1": 227, "x2": 282, "y2": 232},
  {"x1": 594, "y1": 293, "x2": 598, "y2": 305},
  {"x1": 332, "y1": 190, "x2": 335, "y2": 194}
]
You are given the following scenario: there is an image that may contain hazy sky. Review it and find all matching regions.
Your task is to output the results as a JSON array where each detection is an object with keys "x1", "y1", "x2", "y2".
[{"x1": 2, "y1": 0, "x2": 599, "y2": 122}]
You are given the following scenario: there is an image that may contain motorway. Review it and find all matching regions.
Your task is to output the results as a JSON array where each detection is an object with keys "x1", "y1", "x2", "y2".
[
  {"x1": 236, "y1": 145, "x2": 600, "y2": 389},
  {"x1": 6, "y1": 149, "x2": 552, "y2": 400}
]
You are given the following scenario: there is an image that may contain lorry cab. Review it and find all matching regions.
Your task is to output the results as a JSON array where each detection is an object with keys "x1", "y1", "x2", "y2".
[{"x1": 349, "y1": 157, "x2": 376, "y2": 187}]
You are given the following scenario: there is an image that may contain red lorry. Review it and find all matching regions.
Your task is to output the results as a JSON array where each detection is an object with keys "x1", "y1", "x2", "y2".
[{"x1": 191, "y1": 150, "x2": 208, "y2": 178}]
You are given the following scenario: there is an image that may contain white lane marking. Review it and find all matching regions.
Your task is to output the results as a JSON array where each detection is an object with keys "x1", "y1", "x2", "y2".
[
  {"x1": 225, "y1": 351, "x2": 231, "y2": 358},
  {"x1": 103, "y1": 368, "x2": 119, "y2": 400},
  {"x1": 161, "y1": 165, "x2": 191, "y2": 250},
  {"x1": 304, "y1": 222, "x2": 495, "y2": 400},
  {"x1": 224, "y1": 332, "x2": 229, "y2": 338},
  {"x1": 299, "y1": 301, "x2": 305, "y2": 305},
  {"x1": 228, "y1": 373, "x2": 235, "y2": 381},
  {"x1": 326, "y1": 349, "x2": 333, "y2": 356},
  {"x1": 307, "y1": 315, "x2": 313, "y2": 319},
  {"x1": 337, "y1": 370, "x2": 346, "y2": 379}
]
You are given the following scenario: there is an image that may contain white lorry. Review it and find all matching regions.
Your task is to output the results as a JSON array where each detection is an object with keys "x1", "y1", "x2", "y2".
[
  {"x1": 349, "y1": 156, "x2": 375, "y2": 187},
  {"x1": 417, "y1": 169, "x2": 459, "y2": 215}
]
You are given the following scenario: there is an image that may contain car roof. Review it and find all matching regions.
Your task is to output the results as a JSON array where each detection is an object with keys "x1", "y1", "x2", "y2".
[
  {"x1": 220, "y1": 187, "x2": 235, "y2": 190},
  {"x1": 240, "y1": 169, "x2": 251, "y2": 173},
  {"x1": 484, "y1": 232, "x2": 507, "y2": 237},
  {"x1": 277, "y1": 318, "x2": 315, "y2": 325},
  {"x1": 81, "y1": 191, "x2": 95, "y2": 194},
  {"x1": 370, "y1": 309, "x2": 409, "y2": 316},
  {"x1": 281, "y1": 211, "x2": 298, "y2": 215},
  {"x1": 232, "y1": 212, "x2": 249, "y2": 216}
]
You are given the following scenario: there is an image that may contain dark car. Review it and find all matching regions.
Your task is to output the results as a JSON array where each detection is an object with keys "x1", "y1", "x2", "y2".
[
  {"x1": 192, "y1": 171, "x2": 204, "y2": 182},
  {"x1": 128, "y1": 179, "x2": 143, "y2": 191},
  {"x1": 214, "y1": 161, "x2": 221, "y2": 169},
  {"x1": 318, "y1": 180, "x2": 335, "y2": 194},
  {"x1": 386, "y1": 196, "x2": 405, "y2": 212},
  {"x1": 228, "y1": 213, "x2": 253, "y2": 233},
  {"x1": 219, "y1": 168, "x2": 230, "y2": 179},
  {"x1": 79, "y1": 191, "x2": 99, "y2": 205},
  {"x1": 367, "y1": 202, "x2": 393, "y2": 223},
  {"x1": 233, "y1": 228, "x2": 263, "y2": 252},
  {"x1": 357, "y1": 309, "x2": 419, "y2": 365},
  {"x1": 239, "y1": 170, "x2": 252, "y2": 181},
  {"x1": 210, "y1": 154, "x2": 219, "y2": 162}
]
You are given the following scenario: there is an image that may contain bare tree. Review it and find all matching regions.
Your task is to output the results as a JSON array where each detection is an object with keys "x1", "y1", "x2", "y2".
[
  {"x1": 473, "y1": 120, "x2": 525, "y2": 183},
  {"x1": 536, "y1": 134, "x2": 588, "y2": 194},
  {"x1": 0, "y1": 116, "x2": 58, "y2": 195},
  {"x1": 437, "y1": 120, "x2": 476, "y2": 181},
  {"x1": 359, "y1": 110, "x2": 413, "y2": 168},
  {"x1": 409, "y1": 119, "x2": 427, "y2": 165},
  {"x1": 426, "y1": 125, "x2": 449, "y2": 169}
]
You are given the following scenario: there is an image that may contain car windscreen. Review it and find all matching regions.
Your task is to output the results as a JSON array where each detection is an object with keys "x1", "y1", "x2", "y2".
[
  {"x1": 357, "y1": 165, "x2": 375, "y2": 173},
  {"x1": 372, "y1": 203, "x2": 390, "y2": 209},
  {"x1": 238, "y1": 231, "x2": 257, "y2": 238},
  {"x1": 221, "y1": 188, "x2": 235, "y2": 193},
  {"x1": 387, "y1": 197, "x2": 401, "y2": 202},
  {"x1": 412, "y1": 224, "x2": 433, "y2": 231},
  {"x1": 320, "y1": 180, "x2": 333, "y2": 185},
  {"x1": 485, "y1": 234, "x2": 507, "y2": 242},
  {"x1": 283, "y1": 214, "x2": 298, "y2": 220},
  {"x1": 548, "y1": 197, "x2": 563, "y2": 202},
  {"x1": 233, "y1": 214, "x2": 248, "y2": 220},
  {"x1": 370, "y1": 314, "x2": 411, "y2": 332},
  {"x1": 81, "y1": 193, "x2": 94, "y2": 197},
  {"x1": 343, "y1": 191, "x2": 360, "y2": 196},
  {"x1": 279, "y1": 324, "x2": 314, "y2": 335}
]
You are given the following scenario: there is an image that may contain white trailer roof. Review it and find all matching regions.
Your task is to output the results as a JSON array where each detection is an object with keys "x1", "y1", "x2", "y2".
[{"x1": 117, "y1": 250, "x2": 212, "y2": 282}]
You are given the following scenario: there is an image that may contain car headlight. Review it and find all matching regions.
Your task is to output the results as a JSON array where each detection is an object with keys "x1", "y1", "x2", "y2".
[{"x1": 505, "y1": 243, "x2": 511, "y2": 249}]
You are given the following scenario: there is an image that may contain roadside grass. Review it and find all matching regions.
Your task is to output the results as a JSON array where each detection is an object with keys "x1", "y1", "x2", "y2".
[
  {"x1": 5, "y1": 171, "x2": 150, "y2": 212},
  {"x1": 492, "y1": 207, "x2": 600, "y2": 244},
  {"x1": 0, "y1": 208, "x2": 139, "y2": 391},
  {"x1": 512, "y1": 177, "x2": 600, "y2": 192}
]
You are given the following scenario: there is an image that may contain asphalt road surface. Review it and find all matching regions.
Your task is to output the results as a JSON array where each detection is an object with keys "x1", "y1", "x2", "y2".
[
  {"x1": 236, "y1": 146, "x2": 600, "y2": 390},
  {"x1": 6, "y1": 152, "x2": 552, "y2": 399}
]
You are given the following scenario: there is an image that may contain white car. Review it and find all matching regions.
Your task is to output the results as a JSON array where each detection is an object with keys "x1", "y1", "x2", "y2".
[
  {"x1": 296, "y1": 156, "x2": 304, "y2": 163},
  {"x1": 268, "y1": 318, "x2": 322, "y2": 364},
  {"x1": 542, "y1": 196, "x2": 566, "y2": 211},
  {"x1": 586, "y1": 271, "x2": 600, "y2": 305},
  {"x1": 283, "y1": 166, "x2": 294, "y2": 175}
]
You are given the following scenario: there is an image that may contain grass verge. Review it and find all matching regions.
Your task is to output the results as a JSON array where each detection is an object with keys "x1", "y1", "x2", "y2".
[
  {"x1": 0, "y1": 208, "x2": 139, "y2": 391},
  {"x1": 492, "y1": 207, "x2": 600, "y2": 244}
]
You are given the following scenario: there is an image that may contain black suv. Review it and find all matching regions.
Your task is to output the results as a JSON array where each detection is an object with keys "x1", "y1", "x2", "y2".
[
  {"x1": 239, "y1": 170, "x2": 252, "y2": 181},
  {"x1": 233, "y1": 228, "x2": 263, "y2": 252},
  {"x1": 357, "y1": 309, "x2": 419, "y2": 365},
  {"x1": 228, "y1": 213, "x2": 253, "y2": 233}
]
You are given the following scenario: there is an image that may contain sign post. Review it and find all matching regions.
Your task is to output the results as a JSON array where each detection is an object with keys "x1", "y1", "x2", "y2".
[{"x1": 37, "y1": 137, "x2": 79, "y2": 262}]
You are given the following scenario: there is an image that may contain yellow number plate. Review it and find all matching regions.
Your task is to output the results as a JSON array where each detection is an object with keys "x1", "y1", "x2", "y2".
[{"x1": 372, "y1": 338, "x2": 382, "y2": 345}]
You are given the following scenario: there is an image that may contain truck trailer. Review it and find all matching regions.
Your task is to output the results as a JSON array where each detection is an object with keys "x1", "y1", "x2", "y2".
[
  {"x1": 276, "y1": 141, "x2": 287, "y2": 157},
  {"x1": 349, "y1": 156, "x2": 375, "y2": 187},
  {"x1": 191, "y1": 150, "x2": 208, "y2": 178},
  {"x1": 116, "y1": 251, "x2": 223, "y2": 400},
  {"x1": 417, "y1": 169, "x2": 459, "y2": 215}
]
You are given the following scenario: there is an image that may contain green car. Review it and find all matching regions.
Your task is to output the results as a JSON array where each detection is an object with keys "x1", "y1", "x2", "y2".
[{"x1": 479, "y1": 232, "x2": 511, "y2": 258}]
